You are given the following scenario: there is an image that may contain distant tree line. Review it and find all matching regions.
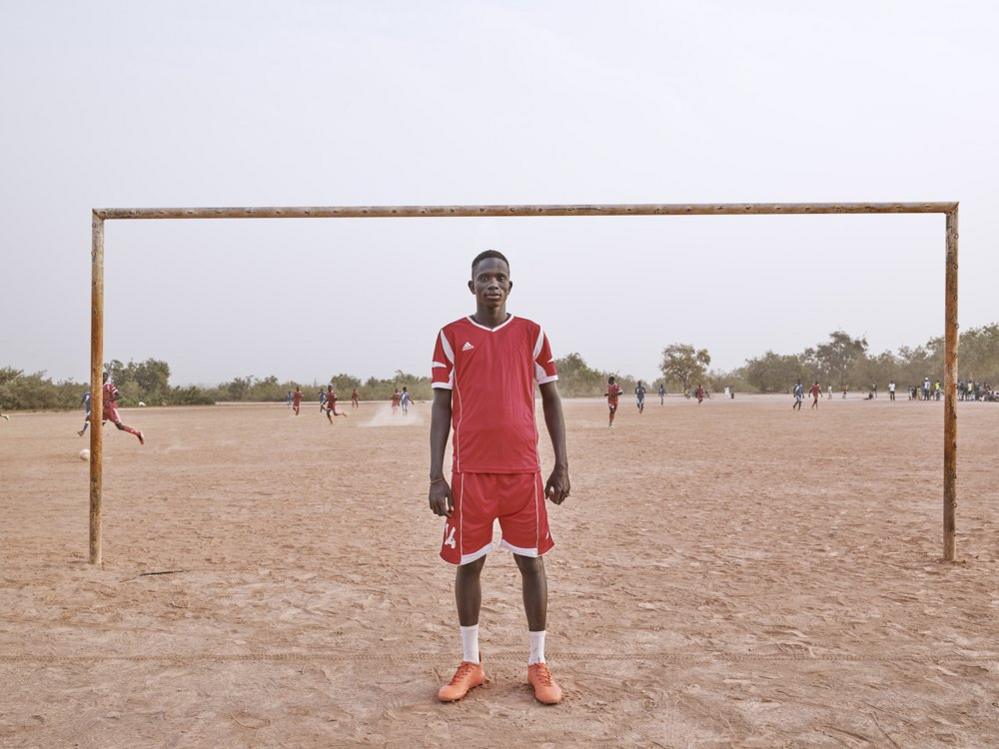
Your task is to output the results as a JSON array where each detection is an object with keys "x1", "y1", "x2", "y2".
[
  {"x1": 731, "y1": 324, "x2": 999, "y2": 394},
  {"x1": 0, "y1": 361, "x2": 437, "y2": 411},
  {"x1": 2, "y1": 323, "x2": 997, "y2": 410}
]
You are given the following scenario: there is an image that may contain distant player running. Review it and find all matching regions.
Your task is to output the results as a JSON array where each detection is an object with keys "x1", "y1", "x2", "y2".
[
  {"x1": 695, "y1": 384, "x2": 705, "y2": 404},
  {"x1": 400, "y1": 386, "x2": 412, "y2": 415},
  {"x1": 658, "y1": 382, "x2": 666, "y2": 405},
  {"x1": 318, "y1": 388, "x2": 327, "y2": 412},
  {"x1": 605, "y1": 376, "x2": 622, "y2": 428},
  {"x1": 429, "y1": 249, "x2": 569, "y2": 705},
  {"x1": 793, "y1": 381, "x2": 804, "y2": 411},
  {"x1": 324, "y1": 385, "x2": 347, "y2": 423},
  {"x1": 634, "y1": 381, "x2": 646, "y2": 413},
  {"x1": 100, "y1": 372, "x2": 144, "y2": 444},
  {"x1": 391, "y1": 388, "x2": 401, "y2": 414},
  {"x1": 291, "y1": 386, "x2": 303, "y2": 415},
  {"x1": 0, "y1": 403, "x2": 9, "y2": 422},
  {"x1": 809, "y1": 381, "x2": 821, "y2": 409},
  {"x1": 351, "y1": 388, "x2": 360, "y2": 409},
  {"x1": 77, "y1": 390, "x2": 91, "y2": 435}
]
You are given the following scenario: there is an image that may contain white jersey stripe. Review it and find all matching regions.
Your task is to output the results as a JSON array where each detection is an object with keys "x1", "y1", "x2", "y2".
[{"x1": 439, "y1": 330, "x2": 455, "y2": 364}]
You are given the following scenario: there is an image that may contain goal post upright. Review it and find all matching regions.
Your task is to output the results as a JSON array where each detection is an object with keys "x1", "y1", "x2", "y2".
[
  {"x1": 943, "y1": 205, "x2": 959, "y2": 562},
  {"x1": 90, "y1": 212, "x2": 104, "y2": 565},
  {"x1": 86, "y1": 200, "x2": 959, "y2": 565}
]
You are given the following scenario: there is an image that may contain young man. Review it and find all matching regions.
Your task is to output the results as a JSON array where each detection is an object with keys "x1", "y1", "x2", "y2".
[
  {"x1": 809, "y1": 381, "x2": 821, "y2": 409},
  {"x1": 351, "y1": 388, "x2": 360, "y2": 409},
  {"x1": 792, "y1": 381, "x2": 804, "y2": 411},
  {"x1": 400, "y1": 386, "x2": 412, "y2": 415},
  {"x1": 318, "y1": 388, "x2": 327, "y2": 412},
  {"x1": 291, "y1": 386, "x2": 303, "y2": 416},
  {"x1": 695, "y1": 384, "x2": 705, "y2": 404},
  {"x1": 324, "y1": 384, "x2": 346, "y2": 423},
  {"x1": 77, "y1": 390, "x2": 91, "y2": 435},
  {"x1": 605, "y1": 376, "x2": 622, "y2": 428},
  {"x1": 101, "y1": 372, "x2": 144, "y2": 444},
  {"x1": 888, "y1": 380, "x2": 896, "y2": 401},
  {"x1": 634, "y1": 381, "x2": 646, "y2": 414},
  {"x1": 429, "y1": 250, "x2": 569, "y2": 705},
  {"x1": 658, "y1": 382, "x2": 666, "y2": 405},
  {"x1": 391, "y1": 388, "x2": 401, "y2": 414}
]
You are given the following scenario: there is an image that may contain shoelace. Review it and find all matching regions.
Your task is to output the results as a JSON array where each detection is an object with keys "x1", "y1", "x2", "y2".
[
  {"x1": 532, "y1": 664, "x2": 553, "y2": 686},
  {"x1": 449, "y1": 662, "x2": 476, "y2": 684}
]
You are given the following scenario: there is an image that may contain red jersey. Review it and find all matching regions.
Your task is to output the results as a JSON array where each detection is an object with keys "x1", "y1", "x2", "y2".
[
  {"x1": 391, "y1": 392, "x2": 401, "y2": 405},
  {"x1": 102, "y1": 382, "x2": 119, "y2": 405},
  {"x1": 432, "y1": 315, "x2": 557, "y2": 473},
  {"x1": 809, "y1": 384, "x2": 821, "y2": 398},
  {"x1": 606, "y1": 383, "x2": 622, "y2": 405},
  {"x1": 326, "y1": 390, "x2": 336, "y2": 404},
  {"x1": 292, "y1": 391, "x2": 303, "y2": 406}
]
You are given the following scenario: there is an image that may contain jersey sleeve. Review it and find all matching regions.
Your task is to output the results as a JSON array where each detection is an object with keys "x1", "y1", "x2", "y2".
[
  {"x1": 532, "y1": 326, "x2": 558, "y2": 385},
  {"x1": 431, "y1": 328, "x2": 455, "y2": 390}
]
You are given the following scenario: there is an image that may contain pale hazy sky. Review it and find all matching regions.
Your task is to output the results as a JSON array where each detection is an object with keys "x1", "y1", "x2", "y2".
[{"x1": 2, "y1": 2, "x2": 997, "y2": 385}]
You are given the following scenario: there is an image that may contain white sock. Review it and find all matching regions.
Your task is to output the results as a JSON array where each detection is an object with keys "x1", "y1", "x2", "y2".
[
  {"x1": 460, "y1": 625, "x2": 479, "y2": 663},
  {"x1": 528, "y1": 630, "x2": 546, "y2": 665}
]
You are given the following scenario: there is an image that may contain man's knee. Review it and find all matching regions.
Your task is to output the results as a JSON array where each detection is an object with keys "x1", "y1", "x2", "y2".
[
  {"x1": 514, "y1": 554, "x2": 544, "y2": 575},
  {"x1": 457, "y1": 556, "x2": 486, "y2": 576}
]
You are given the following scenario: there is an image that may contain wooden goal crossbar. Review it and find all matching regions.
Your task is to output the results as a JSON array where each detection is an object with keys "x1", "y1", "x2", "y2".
[{"x1": 89, "y1": 201, "x2": 960, "y2": 565}]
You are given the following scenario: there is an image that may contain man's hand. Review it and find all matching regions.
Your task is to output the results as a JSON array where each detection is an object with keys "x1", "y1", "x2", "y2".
[
  {"x1": 429, "y1": 478, "x2": 453, "y2": 517},
  {"x1": 545, "y1": 464, "x2": 570, "y2": 505}
]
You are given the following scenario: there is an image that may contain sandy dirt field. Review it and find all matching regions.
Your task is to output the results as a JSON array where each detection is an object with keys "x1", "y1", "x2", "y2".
[{"x1": 2, "y1": 396, "x2": 998, "y2": 747}]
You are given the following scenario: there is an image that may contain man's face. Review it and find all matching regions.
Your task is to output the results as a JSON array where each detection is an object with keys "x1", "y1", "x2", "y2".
[{"x1": 468, "y1": 257, "x2": 512, "y2": 309}]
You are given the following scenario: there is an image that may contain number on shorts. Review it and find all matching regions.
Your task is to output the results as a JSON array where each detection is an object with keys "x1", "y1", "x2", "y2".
[{"x1": 445, "y1": 525, "x2": 456, "y2": 549}]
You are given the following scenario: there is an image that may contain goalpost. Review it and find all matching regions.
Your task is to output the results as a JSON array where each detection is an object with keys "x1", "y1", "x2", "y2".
[{"x1": 88, "y1": 202, "x2": 960, "y2": 564}]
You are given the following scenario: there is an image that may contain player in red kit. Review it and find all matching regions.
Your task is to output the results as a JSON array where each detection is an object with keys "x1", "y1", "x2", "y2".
[
  {"x1": 390, "y1": 388, "x2": 401, "y2": 414},
  {"x1": 809, "y1": 381, "x2": 821, "y2": 409},
  {"x1": 605, "y1": 376, "x2": 622, "y2": 428},
  {"x1": 351, "y1": 388, "x2": 360, "y2": 409},
  {"x1": 291, "y1": 386, "x2": 303, "y2": 415},
  {"x1": 429, "y1": 250, "x2": 569, "y2": 705},
  {"x1": 100, "y1": 372, "x2": 144, "y2": 444},
  {"x1": 324, "y1": 384, "x2": 347, "y2": 423}
]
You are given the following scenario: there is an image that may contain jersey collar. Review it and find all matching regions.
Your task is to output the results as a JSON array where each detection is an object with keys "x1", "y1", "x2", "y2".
[{"x1": 465, "y1": 314, "x2": 516, "y2": 332}]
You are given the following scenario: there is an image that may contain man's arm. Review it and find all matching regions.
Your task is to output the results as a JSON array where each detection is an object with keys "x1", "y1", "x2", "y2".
[
  {"x1": 540, "y1": 381, "x2": 570, "y2": 504},
  {"x1": 428, "y1": 387, "x2": 453, "y2": 517}
]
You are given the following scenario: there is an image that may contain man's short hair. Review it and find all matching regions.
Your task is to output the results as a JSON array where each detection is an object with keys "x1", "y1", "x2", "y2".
[{"x1": 471, "y1": 250, "x2": 510, "y2": 276}]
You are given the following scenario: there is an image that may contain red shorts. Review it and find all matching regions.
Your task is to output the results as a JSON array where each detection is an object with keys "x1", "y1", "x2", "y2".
[
  {"x1": 102, "y1": 405, "x2": 121, "y2": 423},
  {"x1": 440, "y1": 472, "x2": 554, "y2": 565}
]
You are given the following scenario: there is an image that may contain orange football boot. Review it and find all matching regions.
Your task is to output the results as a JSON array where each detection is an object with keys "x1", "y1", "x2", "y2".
[
  {"x1": 438, "y1": 659, "x2": 487, "y2": 702},
  {"x1": 528, "y1": 662, "x2": 563, "y2": 704}
]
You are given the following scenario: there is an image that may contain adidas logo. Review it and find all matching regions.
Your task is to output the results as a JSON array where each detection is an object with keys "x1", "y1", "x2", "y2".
[{"x1": 462, "y1": 342, "x2": 475, "y2": 351}]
